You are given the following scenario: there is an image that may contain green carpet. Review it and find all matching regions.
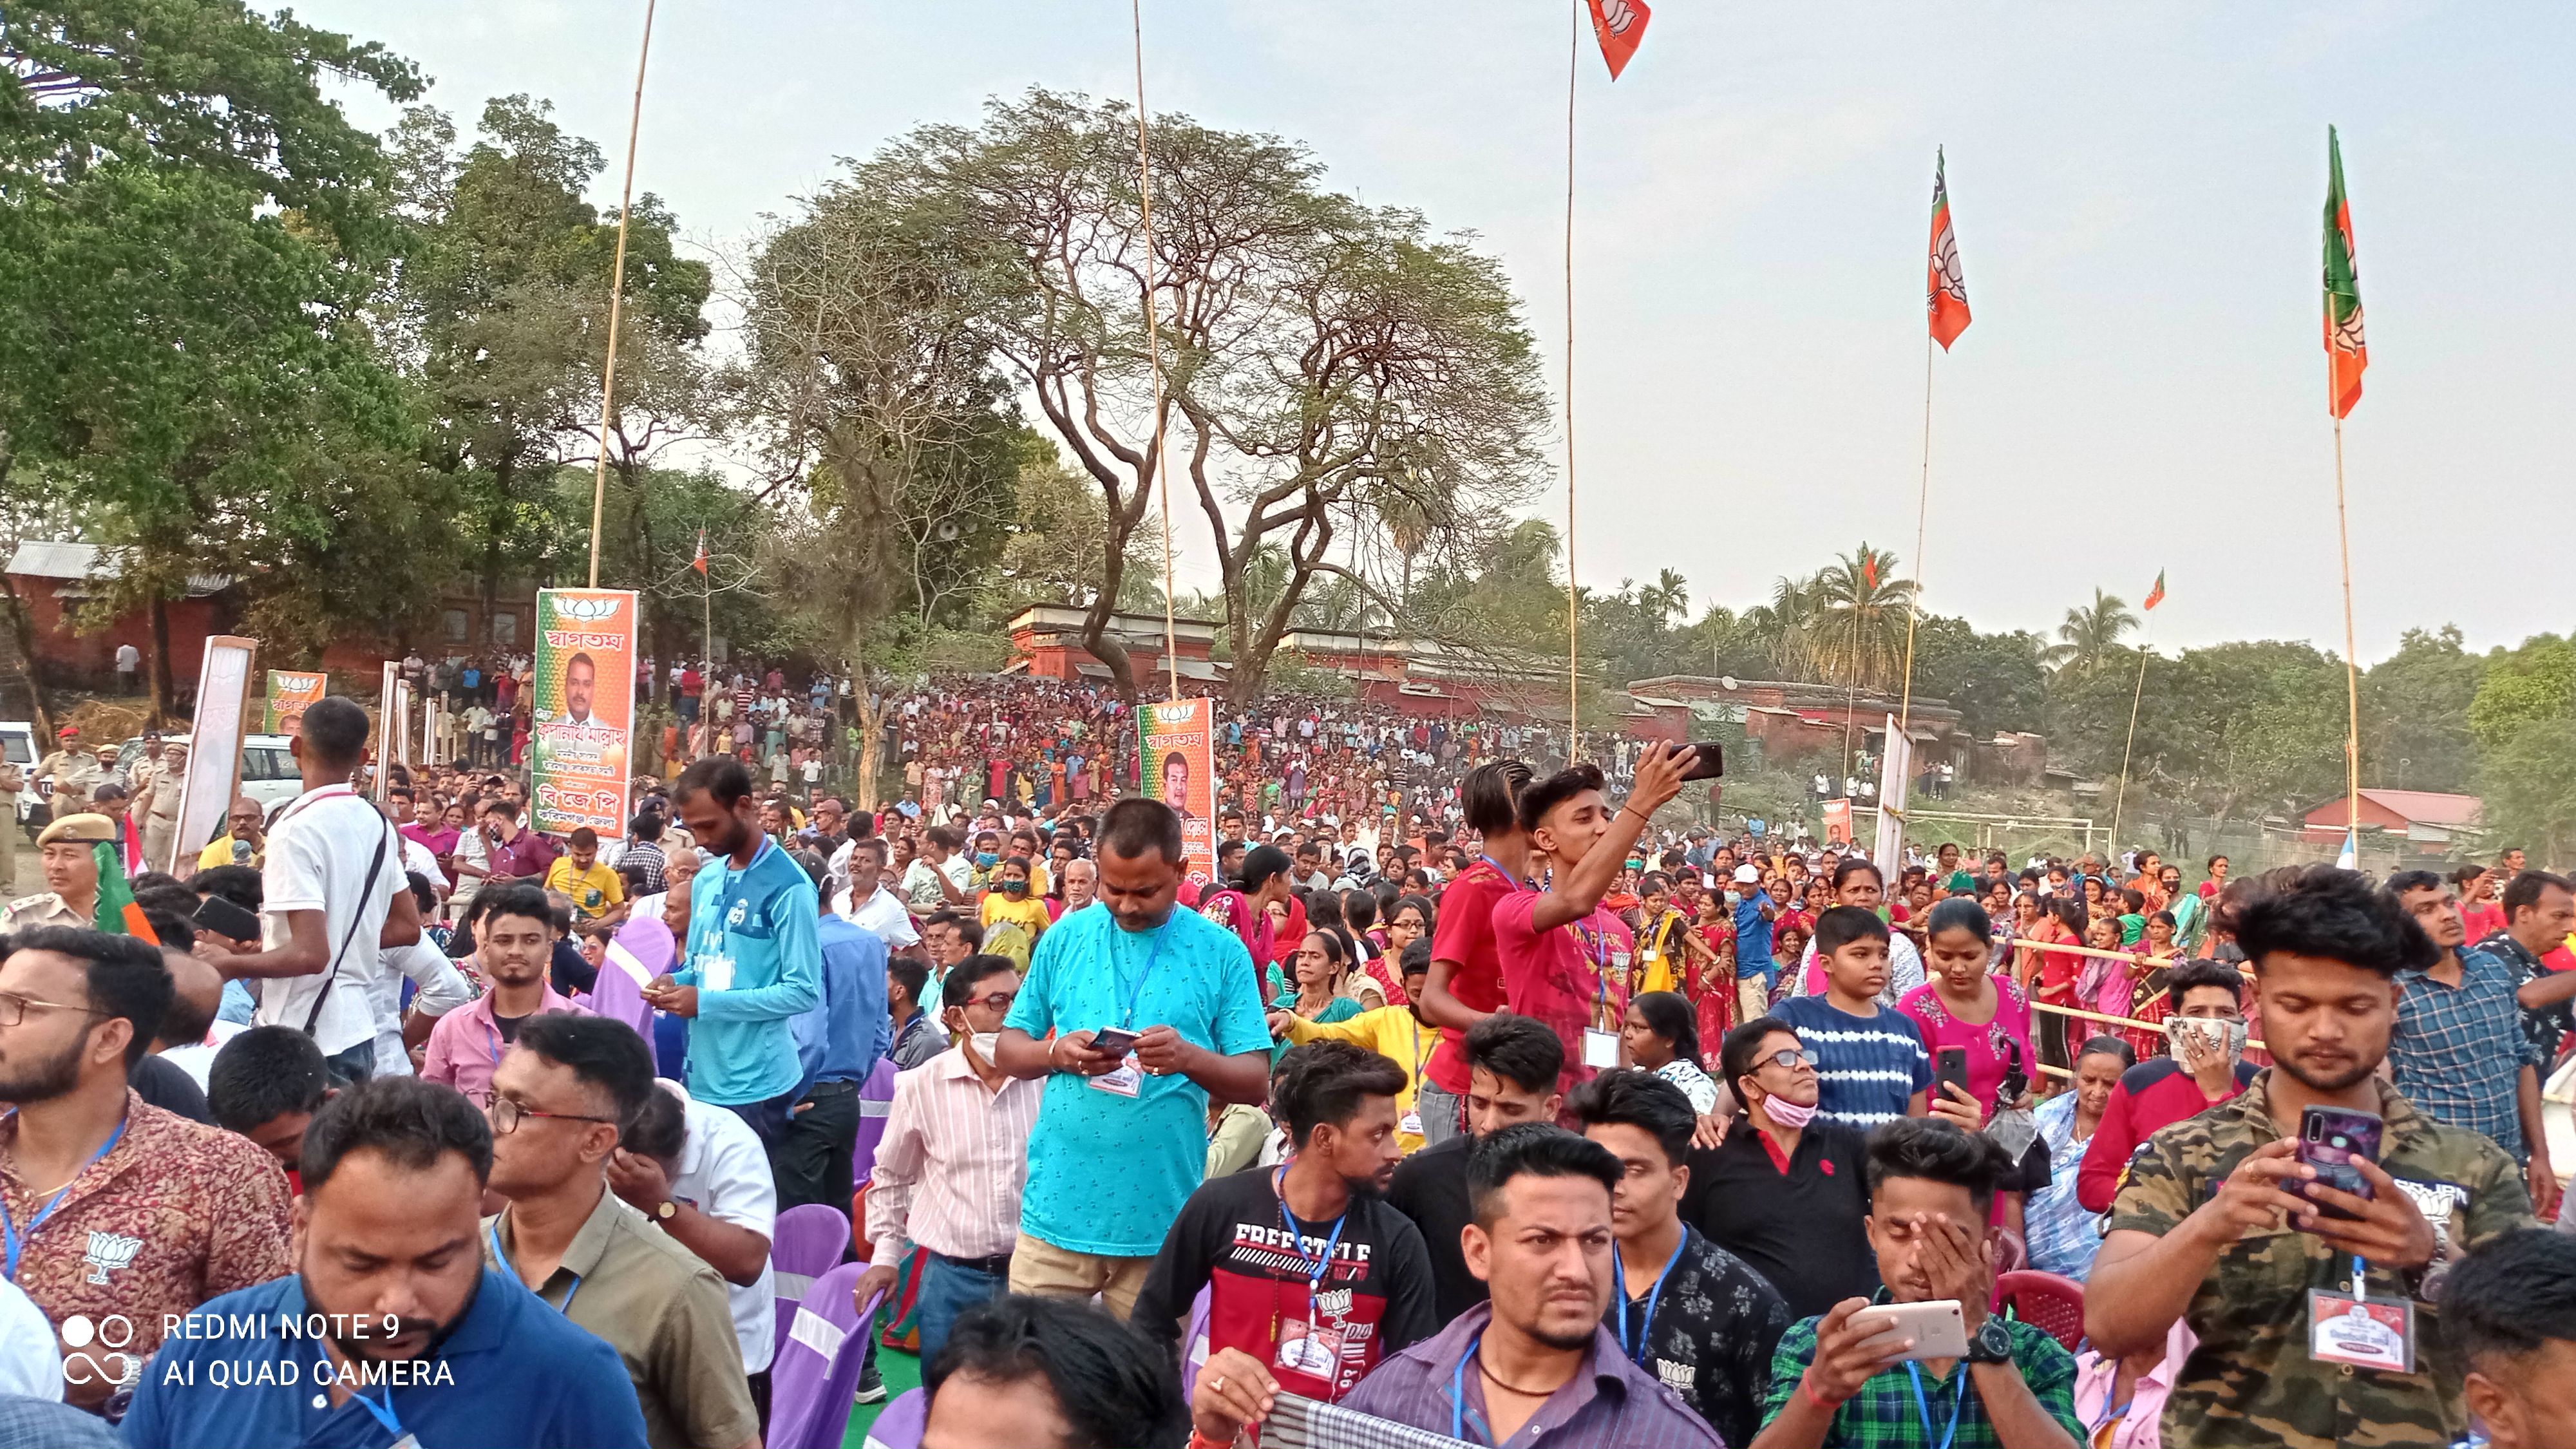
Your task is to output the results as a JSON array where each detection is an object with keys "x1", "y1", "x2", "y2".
[{"x1": 841, "y1": 1345, "x2": 923, "y2": 1448}]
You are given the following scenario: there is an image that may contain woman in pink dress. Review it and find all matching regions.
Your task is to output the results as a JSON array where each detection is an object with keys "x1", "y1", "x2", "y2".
[{"x1": 1899, "y1": 898, "x2": 2036, "y2": 1119}]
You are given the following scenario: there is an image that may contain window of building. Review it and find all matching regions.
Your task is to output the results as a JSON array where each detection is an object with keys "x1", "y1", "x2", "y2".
[
  {"x1": 441, "y1": 608, "x2": 470, "y2": 642},
  {"x1": 491, "y1": 612, "x2": 518, "y2": 647}
]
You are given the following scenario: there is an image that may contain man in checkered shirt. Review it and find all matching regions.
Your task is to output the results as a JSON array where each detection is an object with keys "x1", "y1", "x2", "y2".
[{"x1": 2383, "y1": 870, "x2": 2553, "y2": 1217}]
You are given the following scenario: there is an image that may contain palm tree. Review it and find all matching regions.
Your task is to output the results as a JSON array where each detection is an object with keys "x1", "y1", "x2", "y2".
[
  {"x1": 2044, "y1": 588, "x2": 2139, "y2": 677},
  {"x1": 1810, "y1": 544, "x2": 1916, "y2": 691},
  {"x1": 1745, "y1": 573, "x2": 1822, "y2": 680},
  {"x1": 1639, "y1": 568, "x2": 1689, "y2": 631}
]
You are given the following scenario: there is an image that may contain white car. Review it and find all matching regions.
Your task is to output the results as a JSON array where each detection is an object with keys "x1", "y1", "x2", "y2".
[
  {"x1": 112, "y1": 733, "x2": 303, "y2": 813},
  {"x1": 1, "y1": 722, "x2": 33, "y2": 838}
]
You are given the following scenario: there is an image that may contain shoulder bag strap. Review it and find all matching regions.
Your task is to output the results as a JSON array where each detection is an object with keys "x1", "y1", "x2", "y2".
[{"x1": 302, "y1": 807, "x2": 396, "y2": 1037}]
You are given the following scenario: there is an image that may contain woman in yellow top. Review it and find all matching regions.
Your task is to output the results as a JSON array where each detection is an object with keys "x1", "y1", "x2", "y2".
[
  {"x1": 1631, "y1": 871, "x2": 1689, "y2": 996},
  {"x1": 977, "y1": 855, "x2": 1052, "y2": 943},
  {"x1": 1272, "y1": 944, "x2": 1436, "y2": 1155}
]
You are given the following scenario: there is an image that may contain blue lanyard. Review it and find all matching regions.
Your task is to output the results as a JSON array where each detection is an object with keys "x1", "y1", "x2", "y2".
[
  {"x1": 696, "y1": 837, "x2": 773, "y2": 960},
  {"x1": 1, "y1": 1114, "x2": 126, "y2": 1281},
  {"x1": 1114, "y1": 922, "x2": 1170, "y2": 1030},
  {"x1": 1272, "y1": 1168, "x2": 1350, "y2": 1306},
  {"x1": 1611, "y1": 1237, "x2": 1685, "y2": 1365},
  {"x1": 489, "y1": 1220, "x2": 583, "y2": 1315},
  {"x1": 347, "y1": 1384, "x2": 407, "y2": 1445},
  {"x1": 1480, "y1": 855, "x2": 1531, "y2": 891},
  {"x1": 1449, "y1": 1331, "x2": 1491, "y2": 1444},
  {"x1": 1905, "y1": 1361, "x2": 1965, "y2": 1449}
]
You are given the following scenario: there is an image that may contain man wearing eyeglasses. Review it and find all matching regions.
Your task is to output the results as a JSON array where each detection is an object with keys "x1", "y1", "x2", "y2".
[
  {"x1": 0, "y1": 927, "x2": 292, "y2": 1408},
  {"x1": 1681, "y1": 1018, "x2": 1879, "y2": 1320},
  {"x1": 856, "y1": 954, "x2": 1039, "y2": 1365},
  {"x1": 481, "y1": 1012, "x2": 757, "y2": 1449}
]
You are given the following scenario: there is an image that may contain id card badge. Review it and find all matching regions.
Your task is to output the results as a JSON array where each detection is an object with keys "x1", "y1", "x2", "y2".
[
  {"x1": 2308, "y1": 1289, "x2": 2414, "y2": 1374},
  {"x1": 702, "y1": 954, "x2": 736, "y2": 993},
  {"x1": 1090, "y1": 1054, "x2": 1144, "y2": 1097},
  {"x1": 1399, "y1": 1109, "x2": 1424, "y2": 1137},
  {"x1": 1584, "y1": 1028, "x2": 1620, "y2": 1069},
  {"x1": 1273, "y1": 1316, "x2": 1344, "y2": 1378}
]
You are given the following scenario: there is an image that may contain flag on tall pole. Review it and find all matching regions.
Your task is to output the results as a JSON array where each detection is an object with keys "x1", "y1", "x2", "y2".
[
  {"x1": 691, "y1": 527, "x2": 708, "y2": 575},
  {"x1": 1583, "y1": 0, "x2": 1649, "y2": 79},
  {"x1": 2143, "y1": 569, "x2": 2166, "y2": 611},
  {"x1": 1927, "y1": 148, "x2": 1971, "y2": 350},
  {"x1": 2324, "y1": 126, "x2": 2368, "y2": 419}
]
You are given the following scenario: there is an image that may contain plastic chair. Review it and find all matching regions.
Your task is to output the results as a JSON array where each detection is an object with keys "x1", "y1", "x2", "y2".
[
  {"x1": 772, "y1": 1203, "x2": 854, "y2": 1356},
  {"x1": 862, "y1": 1387, "x2": 927, "y2": 1449},
  {"x1": 592, "y1": 917, "x2": 672, "y2": 1043},
  {"x1": 1179, "y1": 1284, "x2": 1212, "y2": 1398},
  {"x1": 854, "y1": 1056, "x2": 899, "y2": 1188},
  {"x1": 1994, "y1": 1269, "x2": 2087, "y2": 1352},
  {"x1": 764, "y1": 1264, "x2": 880, "y2": 1449}
]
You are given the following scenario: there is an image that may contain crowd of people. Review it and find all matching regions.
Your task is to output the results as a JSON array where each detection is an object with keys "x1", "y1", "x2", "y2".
[{"x1": 0, "y1": 687, "x2": 2570, "y2": 1449}]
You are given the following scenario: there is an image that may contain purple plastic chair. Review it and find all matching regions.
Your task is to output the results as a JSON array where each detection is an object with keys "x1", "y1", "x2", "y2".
[
  {"x1": 862, "y1": 1388, "x2": 927, "y2": 1449},
  {"x1": 771, "y1": 1203, "x2": 853, "y2": 1357},
  {"x1": 1180, "y1": 1284, "x2": 1212, "y2": 1398},
  {"x1": 765, "y1": 1264, "x2": 882, "y2": 1449},
  {"x1": 592, "y1": 917, "x2": 671, "y2": 1045},
  {"x1": 854, "y1": 1056, "x2": 899, "y2": 1190}
]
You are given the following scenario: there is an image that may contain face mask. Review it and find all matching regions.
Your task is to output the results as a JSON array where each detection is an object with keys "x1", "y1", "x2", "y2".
[
  {"x1": 2168, "y1": 1016, "x2": 2248, "y2": 1059},
  {"x1": 1003, "y1": 878, "x2": 1027, "y2": 895},
  {"x1": 969, "y1": 1032, "x2": 1001, "y2": 1062},
  {"x1": 1760, "y1": 1092, "x2": 1819, "y2": 1130},
  {"x1": 975, "y1": 851, "x2": 1000, "y2": 868}
]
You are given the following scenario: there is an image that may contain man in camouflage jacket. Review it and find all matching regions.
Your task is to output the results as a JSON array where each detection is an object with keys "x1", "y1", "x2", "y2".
[{"x1": 2085, "y1": 866, "x2": 2535, "y2": 1449}]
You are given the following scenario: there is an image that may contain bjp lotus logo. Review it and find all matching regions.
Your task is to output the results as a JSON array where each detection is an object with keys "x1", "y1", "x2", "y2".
[{"x1": 556, "y1": 594, "x2": 622, "y2": 623}]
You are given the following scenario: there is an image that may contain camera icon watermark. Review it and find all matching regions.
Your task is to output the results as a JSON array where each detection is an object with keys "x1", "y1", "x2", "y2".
[{"x1": 60, "y1": 1314, "x2": 141, "y2": 1387}]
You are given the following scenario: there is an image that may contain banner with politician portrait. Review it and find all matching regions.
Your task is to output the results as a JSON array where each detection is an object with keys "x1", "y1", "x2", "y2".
[
  {"x1": 530, "y1": 588, "x2": 636, "y2": 837},
  {"x1": 265, "y1": 670, "x2": 326, "y2": 734},
  {"x1": 1138, "y1": 697, "x2": 1216, "y2": 884}
]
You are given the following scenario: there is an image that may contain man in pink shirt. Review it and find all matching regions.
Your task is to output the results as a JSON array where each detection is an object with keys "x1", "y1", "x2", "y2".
[
  {"x1": 1490, "y1": 743, "x2": 1687, "y2": 1104},
  {"x1": 422, "y1": 884, "x2": 587, "y2": 1106}
]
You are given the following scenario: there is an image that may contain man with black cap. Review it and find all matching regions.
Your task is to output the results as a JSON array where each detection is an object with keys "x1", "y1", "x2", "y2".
[{"x1": 6, "y1": 811, "x2": 113, "y2": 930}]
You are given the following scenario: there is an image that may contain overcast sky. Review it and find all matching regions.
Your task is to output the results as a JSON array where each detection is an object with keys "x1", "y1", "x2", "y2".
[{"x1": 297, "y1": 1, "x2": 2576, "y2": 663}]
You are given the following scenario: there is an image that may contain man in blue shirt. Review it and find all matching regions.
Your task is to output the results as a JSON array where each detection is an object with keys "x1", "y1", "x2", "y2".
[
  {"x1": 124, "y1": 1075, "x2": 646, "y2": 1449},
  {"x1": 1732, "y1": 862, "x2": 1779, "y2": 988},
  {"x1": 647, "y1": 756, "x2": 822, "y2": 1163},
  {"x1": 995, "y1": 798, "x2": 1272, "y2": 1316},
  {"x1": 779, "y1": 847, "x2": 889, "y2": 1211}
]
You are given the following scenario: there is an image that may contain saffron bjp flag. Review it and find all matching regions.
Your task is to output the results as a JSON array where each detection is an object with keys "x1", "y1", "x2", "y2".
[
  {"x1": 2143, "y1": 569, "x2": 2166, "y2": 611},
  {"x1": 1927, "y1": 149, "x2": 1971, "y2": 350},
  {"x1": 1584, "y1": 0, "x2": 1649, "y2": 80},
  {"x1": 92, "y1": 843, "x2": 151, "y2": 938},
  {"x1": 692, "y1": 527, "x2": 708, "y2": 575},
  {"x1": 2324, "y1": 126, "x2": 2368, "y2": 419}
]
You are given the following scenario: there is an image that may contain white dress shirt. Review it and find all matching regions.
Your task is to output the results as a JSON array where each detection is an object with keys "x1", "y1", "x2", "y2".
[
  {"x1": 840, "y1": 882, "x2": 921, "y2": 951},
  {"x1": 665, "y1": 1085, "x2": 781, "y2": 1374},
  {"x1": 866, "y1": 1046, "x2": 1041, "y2": 1266}
]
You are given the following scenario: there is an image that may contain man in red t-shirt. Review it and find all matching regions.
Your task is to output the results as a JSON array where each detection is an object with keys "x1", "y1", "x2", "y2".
[
  {"x1": 1416, "y1": 759, "x2": 1535, "y2": 1146},
  {"x1": 1490, "y1": 743, "x2": 1687, "y2": 1105}
]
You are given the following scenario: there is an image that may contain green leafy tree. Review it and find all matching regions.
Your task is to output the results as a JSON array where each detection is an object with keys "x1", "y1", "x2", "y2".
[
  {"x1": 0, "y1": 3, "x2": 453, "y2": 714},
  {"x1": 2467, "y1": 634, "x2": 2576, "y2": 752},
  {"x1": 1808, "y1": 545, "x2": 1915, "y2": 691},
  {"x1": 1910, "y1": 617, "x2": 2049, "y2": 738},
  {"x1": 2360, "y1": 625, "x2": 2484, "y2": 792}
]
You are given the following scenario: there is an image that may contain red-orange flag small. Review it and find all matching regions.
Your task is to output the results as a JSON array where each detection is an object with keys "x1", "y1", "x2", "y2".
[
  {"x1": 692, "y1": 528, "x2": 709, "y2": 576},
  {"x1": 1585, "y1": 0, "x2": 1650, "y2": 80}
]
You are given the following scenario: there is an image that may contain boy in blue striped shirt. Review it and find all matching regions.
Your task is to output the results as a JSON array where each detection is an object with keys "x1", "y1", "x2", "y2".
[{"x1": 1774, "y1": 907, "x2": 1947, "y2": 1130}]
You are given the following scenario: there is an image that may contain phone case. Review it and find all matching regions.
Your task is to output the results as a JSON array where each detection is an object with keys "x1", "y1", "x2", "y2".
[
  {"x1": 2295, "y1": 1106, "x2": 2383, "y2": 1219},
  {"x1": 1849, "y1": 1300, "x2": 1971, "y2": 1362}
]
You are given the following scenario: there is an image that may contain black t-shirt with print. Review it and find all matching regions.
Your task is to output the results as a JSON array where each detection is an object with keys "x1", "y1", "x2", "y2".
[
  {"x1": 1132, "y1": 1166, "x2": 1439, "y2": 1404},
  {"x1": 1604, "y1": 1224, "x2": 1794, "y2": 1449}
]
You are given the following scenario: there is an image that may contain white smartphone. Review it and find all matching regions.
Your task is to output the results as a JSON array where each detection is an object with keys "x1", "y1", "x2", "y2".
[{"x1": 1848, "y1": 1299, "x2": 1971, "y2": 1363}]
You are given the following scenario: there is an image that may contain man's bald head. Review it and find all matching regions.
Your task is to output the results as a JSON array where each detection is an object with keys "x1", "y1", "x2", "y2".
[{"x1": 156, "y1": 947, "x2": 225, "y2": 1050}]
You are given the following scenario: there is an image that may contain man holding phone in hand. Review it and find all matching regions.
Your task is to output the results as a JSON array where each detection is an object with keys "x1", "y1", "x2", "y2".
[
  {"x1": 1753, "y1": 1118, "x2": 2081, "y2": 1448},
  {"x1": 2085, "y1": 866, "x2": 2534, "y2": 1449},
  {"x1": 993, "y1": 797, "x2": 1271, "y2": 1316}
]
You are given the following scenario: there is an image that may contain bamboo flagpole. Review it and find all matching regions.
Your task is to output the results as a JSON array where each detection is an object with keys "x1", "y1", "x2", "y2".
[
  {"x1": 1563, "y1": 0, "x2": 1578, "y2": 749},
  {"x1": 1131, "y1": 0, "x2": 1180, "y2": 701},
  {"x1": 585, "y1": 0, "x2": 658, "y2": 588},
  {"x1": 2322, "y1": 126, "x2": 2371, "y2": 863},
  {"x1": 1560, "y1": 0, "x2": 1648, "y2": 761},
  {"x1": 2109, "y1": 570, "x2": 2164, "y2": 849},
  {"x1": 1899, "y1": 148, "x2": 1973, "y2": 733}
]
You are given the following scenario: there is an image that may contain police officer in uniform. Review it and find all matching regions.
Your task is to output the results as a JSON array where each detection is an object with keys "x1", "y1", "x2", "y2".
[
  {"x1": 32, "y1": 725, "x2": 100, "y2": 816},
  {"x1": 5, "y1": 811, "x2": 115, "y2": 931}
]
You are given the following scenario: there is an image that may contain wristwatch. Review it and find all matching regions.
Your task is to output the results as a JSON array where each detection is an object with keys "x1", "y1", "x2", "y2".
[
  {"x1": 655, "y1": 1200, "x2": 678, "y2": 1221},
  {"x1": 1965, "y1": 1317, "x2": 2014, "y2": 1365}
]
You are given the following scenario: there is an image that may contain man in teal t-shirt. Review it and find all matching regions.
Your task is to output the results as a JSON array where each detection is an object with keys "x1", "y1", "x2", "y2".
[{"x1": 996, "y1": 797, "x2": 1272, "y2": 1316}]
